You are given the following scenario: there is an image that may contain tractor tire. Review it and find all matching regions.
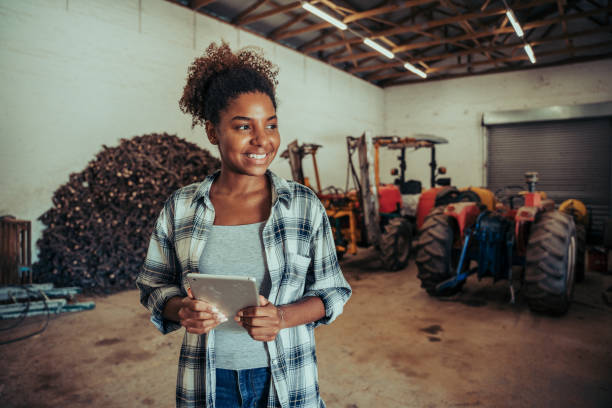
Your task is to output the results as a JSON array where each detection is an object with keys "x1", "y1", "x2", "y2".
[
  {"x1": 415, "y1": 211, "x2": 464, "y2": 296},
  {"x1": 379, "y1": 218, "x2": 413, "y2": 271},
  {"x1": 575, "y1": 224, "x2": 586, "y2": 283},
  {"x1": 524, "y1": 211, "x2": 577, "y2": 315}
]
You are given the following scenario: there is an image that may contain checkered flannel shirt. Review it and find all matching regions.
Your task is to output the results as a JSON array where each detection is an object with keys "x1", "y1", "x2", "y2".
[{"x1": 136, "y1": 170, "x2": 352, "y2": 408}]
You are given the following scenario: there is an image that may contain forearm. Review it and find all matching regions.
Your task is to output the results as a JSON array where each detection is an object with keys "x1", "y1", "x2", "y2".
[
  {"x1": 162, "y1": 296, "x2": 185, "y2": 323},
  {"x1": 278, "y1": 296, "x2": 325, "y2": 330}
]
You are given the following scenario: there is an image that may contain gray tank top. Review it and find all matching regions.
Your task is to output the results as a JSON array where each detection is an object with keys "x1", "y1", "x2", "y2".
[{"x1": 198, "y1": 222, "x2": 271, "y2": 370}]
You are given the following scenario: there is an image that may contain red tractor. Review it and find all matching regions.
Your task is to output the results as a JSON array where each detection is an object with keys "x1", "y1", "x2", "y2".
[
  {"x1": 415, "y1": 172, "x2": 587, "y2": 315},
  {"x1": 281, "y1": 132, "x2": 451, "y2": 271}
]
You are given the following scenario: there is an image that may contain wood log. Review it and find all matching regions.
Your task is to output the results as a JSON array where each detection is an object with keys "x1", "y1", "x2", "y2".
[{"x1": 33, "y1": 133, "x2": 220, "y2": 294}]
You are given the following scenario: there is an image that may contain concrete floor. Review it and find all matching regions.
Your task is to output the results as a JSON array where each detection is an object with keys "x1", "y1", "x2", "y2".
[{"x1": 1, "y1": 248, "x2": 612, "y2": 408}]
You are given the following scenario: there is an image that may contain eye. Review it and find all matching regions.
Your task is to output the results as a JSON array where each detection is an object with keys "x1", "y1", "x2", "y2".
[
  {"x1": 266, "y1": 123, "x2": 278, "y2": 130},
  {"x1": 236, "y1": 124, "x2": 250, "y2": 131}
]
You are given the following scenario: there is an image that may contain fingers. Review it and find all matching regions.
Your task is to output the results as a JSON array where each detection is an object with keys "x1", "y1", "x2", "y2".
[
  {"x1": 236, "y1": 315, "x2": 280, "y2": 328},
  {"x1": 183, "y1": 316, "x2": 225, "y2": 335},
  {"x1": 179, "y1": 294, "x2": 227, "y2": 335},
  {"x1": 238, "y1": 300, "x2": 276, "y2": 319},
  {"x1": 235, "y1": 299, "x2": 282, "y2": 342},
  {"x1": 181, "y1": 296, "x2": 217, "y2": 313}
]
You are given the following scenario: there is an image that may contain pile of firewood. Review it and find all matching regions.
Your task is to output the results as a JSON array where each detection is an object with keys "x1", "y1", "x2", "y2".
[{"x1": 33, "y1": 133, "x2": 220, "y2": 293}]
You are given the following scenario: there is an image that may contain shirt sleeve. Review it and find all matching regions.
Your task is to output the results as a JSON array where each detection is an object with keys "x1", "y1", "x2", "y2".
[
  {"x1": 303, "y1": 199, "x2": 352, "y2": 328},
  {"x1": 136, "y1": 195, "x2": 184, "y2": 334}
]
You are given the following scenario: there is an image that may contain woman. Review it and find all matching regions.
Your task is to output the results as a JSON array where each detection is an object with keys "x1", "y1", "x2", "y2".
[{"x1": 136, "y1": 42, "x2": 351, "y2": 408}]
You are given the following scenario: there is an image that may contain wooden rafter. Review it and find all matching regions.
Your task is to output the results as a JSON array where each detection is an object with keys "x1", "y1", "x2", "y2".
[
  {"x1": 190, "y1": 0, "x2": 217, "y2": 10},
  {"x1": 350, "y1": 27, "x2": 612, "y2": 74},
  {"x1": 441, "y1": 0, "x2": 496, "y2": 66},
  {"x1": 556, "y1": 0, "x2": 574, "y2": 53},
  {"x1": 275, "y1": 0, "x2": 437, "y2": 41},
  {"x1": 303, "y1": 37, "x2": 363, "y2": 53},
  {"x1": 173, "y1": 0, "x2": 612, "y2": 86},
  {"x1": 372, "y1": 0, "x2": 558, "y2": 39},
  {"x1": 298, "y1": 29, "x2": 339, "y2": 51},
  {"x1": 369, "y1": 40, "x2": 612, "y2": 81},
  {"x1": 340, "y1": 31, "x2": 358, "y2": 67},
  {"x1": 331, "y1": 50, "x2": 379, "y2": 64},
  {"x1": 269, "y1": 12, "x2": 310, "y2": 39},
  {"x1": 233, "y1": 0, "x2": 269, "y2": 24},
  {"x1": 340, "y1": 0, "x2": 437, "y2": 24},
  {"x1": 237, "y1": 1, "x2": 301, "y2": 26},
  {"x1": 298, "y1": 0, "x2": 557, "y2": 54},
  {"x1": 571, "y1": 3, "x2": 608, "y2": 26},
  {"x1": 275, "y1": 22, "x2": 329, "y2": 40},
  {"x1": 393, "y1": 5, "x2": 612, "y2": 53}
]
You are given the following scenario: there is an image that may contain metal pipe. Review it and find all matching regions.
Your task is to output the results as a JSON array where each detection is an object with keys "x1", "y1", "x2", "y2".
[
  {"x1": 430, "y1": 145, "x2": 437, "y2": 188},
  {"x1": 311, "y1": 153, "x2": 322, "y2": 193}
]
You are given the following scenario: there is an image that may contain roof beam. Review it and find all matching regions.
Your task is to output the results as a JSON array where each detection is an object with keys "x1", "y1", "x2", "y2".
[
  {"x1": 269, "y1": 11, "x2": 309, "y2": 39},
  {"x1": 275, "y1": 21, "x2": 329, "y2": 40},
  {"x1": 383, "y1": 52, "x2": 612, "y2": 86},
  {"x1": 350, "y1": 27, "x2": 612, "y2": 74},
  {"x1": 372, "y1": 0, "x2": 558, "y2": 39},
  {"x1": 298, "y1": 28, "x2": 339, "y2": 51},
  {"x1": 233, "y1": 0, "x2": 269, "y2": 24},
  {"x1": 299, "y1": 1, "x2": 553, "y2": 54},
  {"x1": 190, "y1": 0, "x2": 217, "y2": 10},
  {"x1": 393, "y1": 5, "x2": 612, "y2": 53},
  {"x1": 557, "y1": 0, "x2": 574, "y2": 53},
  {"x1": 369, "y1": 40, "x2": 612, "y2": 81},
  {"x1": 237, "y1": 1, "x2": 301, "y2": 26},
  {"x1": 343, "y1": 0, "x2": 436, "y2": 24},
  {"x1": 277, "y1": 0, "x2": 437, "y2": 40}
]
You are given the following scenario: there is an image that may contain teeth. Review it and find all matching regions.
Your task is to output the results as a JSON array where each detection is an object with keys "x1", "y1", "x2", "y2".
[{"x1": 247, "y1": 153, "x2": 266, "y2": 159}]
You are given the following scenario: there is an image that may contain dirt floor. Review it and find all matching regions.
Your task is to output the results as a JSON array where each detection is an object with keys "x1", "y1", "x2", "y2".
[{"x1": 1, "y1": 249, "x2": 612, "y2": 408}]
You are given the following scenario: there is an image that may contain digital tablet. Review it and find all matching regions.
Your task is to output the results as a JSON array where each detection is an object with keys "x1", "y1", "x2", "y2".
[{"x1": 185, "y1": 273, "x2": 260, "y2": 332}]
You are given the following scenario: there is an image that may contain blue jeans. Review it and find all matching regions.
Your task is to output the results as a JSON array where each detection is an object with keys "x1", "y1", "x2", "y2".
[{"x1": 216, "y1": 367, "x2": 271, "y2": 408}]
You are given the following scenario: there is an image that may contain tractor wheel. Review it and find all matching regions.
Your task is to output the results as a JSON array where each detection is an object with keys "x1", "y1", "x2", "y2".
[
  {"x1": 415, "y1": 211, "x2": 464, "y2": 296},
  {"x1": 575, "y1": 224, "x2": 586, "y2": 283},
  {"x1": 379, "y1": 218, "x2": 413, "y2": 271},
  {"x1": 524, "y1": 211, "x2": 577, "y2": 315}
]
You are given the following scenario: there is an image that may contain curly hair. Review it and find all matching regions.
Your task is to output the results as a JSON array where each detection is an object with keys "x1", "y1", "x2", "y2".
[{"x1": 179, "y1": 41, "x2": 279, "y2": 128}]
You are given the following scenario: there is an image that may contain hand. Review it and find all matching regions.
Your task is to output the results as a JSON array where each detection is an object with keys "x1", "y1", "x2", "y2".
[
  {"x1": 178, "y1": 288, "x2": 227, "y2": 335},
  {"x1": 235, "y1": 295, "x2": 283, "y2": 342}
]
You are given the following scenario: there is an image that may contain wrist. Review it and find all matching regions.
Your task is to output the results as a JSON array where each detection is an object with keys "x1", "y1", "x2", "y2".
[{"x1": 277, "y1": 306, "x2": 287, "y2": 329}]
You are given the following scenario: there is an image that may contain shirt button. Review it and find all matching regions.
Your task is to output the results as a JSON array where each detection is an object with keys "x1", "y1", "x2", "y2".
[{"x1": 271, "y1": 359, "x2": 277, "y2": 365}]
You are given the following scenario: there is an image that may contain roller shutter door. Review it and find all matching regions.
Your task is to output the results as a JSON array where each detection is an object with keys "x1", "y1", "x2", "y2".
[{"x1": 486, "y1": 118, "x2": 611, "y2": 242}]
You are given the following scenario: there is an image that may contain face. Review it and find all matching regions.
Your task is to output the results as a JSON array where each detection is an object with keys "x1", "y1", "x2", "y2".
[{"x1": 207, "y1": 92, "x2": 280, "y2": 178}]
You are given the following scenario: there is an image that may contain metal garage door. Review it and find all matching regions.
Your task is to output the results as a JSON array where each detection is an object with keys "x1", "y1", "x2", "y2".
[{"x1": 486, "y1": 118, "x2": 612, "y2": 241}]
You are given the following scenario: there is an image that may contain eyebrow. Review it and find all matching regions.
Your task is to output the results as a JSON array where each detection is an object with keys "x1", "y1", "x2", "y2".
[{"x1": 231, "y1": 115, "x2": 277, "y2": 121}]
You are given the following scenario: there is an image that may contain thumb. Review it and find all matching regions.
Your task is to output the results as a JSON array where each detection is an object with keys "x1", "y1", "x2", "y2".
[
  {"x1": 258, "y1": 295, "x2": 269, "y2": 307},
  {"x1": 187, "y1": 287, "x2": 194, "y2": 299}
]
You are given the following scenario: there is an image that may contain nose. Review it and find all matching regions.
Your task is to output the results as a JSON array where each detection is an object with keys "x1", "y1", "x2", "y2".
[{"x1": 252, "y1": 122, "x2": 268, "y2": 145}]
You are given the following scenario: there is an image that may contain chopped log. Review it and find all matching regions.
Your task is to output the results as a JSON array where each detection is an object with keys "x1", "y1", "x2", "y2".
[{"x1": 33, "y1": 133, "x2": 221, "y2": 294}]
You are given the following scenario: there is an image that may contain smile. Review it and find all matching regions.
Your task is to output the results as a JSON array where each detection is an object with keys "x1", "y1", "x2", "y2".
[{"x1": 246, "y1": 153, "x2": 267, "y2": 159}]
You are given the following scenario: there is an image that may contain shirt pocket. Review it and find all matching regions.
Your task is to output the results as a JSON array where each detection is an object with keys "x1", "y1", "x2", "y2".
[{"x1": 283, "y1": 252, "x2": 311, "y2": 289}]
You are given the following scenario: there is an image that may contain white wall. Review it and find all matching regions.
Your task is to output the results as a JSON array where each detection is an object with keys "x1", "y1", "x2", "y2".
[
  {"x1": 383, "y1": 59, "x2": 612, "y2": 189},
  {"x1": 0, "y1": 0, "x2": 384, "y2": 258}
]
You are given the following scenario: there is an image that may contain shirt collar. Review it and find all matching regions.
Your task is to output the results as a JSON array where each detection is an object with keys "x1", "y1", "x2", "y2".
[{"x1": 191, "y1": 169, "x2": 291, "y2": 209}]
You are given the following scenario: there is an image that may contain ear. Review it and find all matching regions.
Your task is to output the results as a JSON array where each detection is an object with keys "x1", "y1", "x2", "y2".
[{"x1": 205, "y1": 121, "x2": 218, "y2": 145}]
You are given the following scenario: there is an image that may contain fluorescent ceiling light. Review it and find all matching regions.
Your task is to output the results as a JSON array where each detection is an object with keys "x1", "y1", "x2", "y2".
[
  {"x1": 302, "y1": 2, "x2": 347, "y2": 30},
  {"x1": 363, "y1": 38, "x2": 394, "y2": 59},
  {"x1": 506, "y1": 9, "x2": 524, "y2": 37},
  {"x1": 404, "y1": 63, "x2": 427, "y2": 79},
  {"x1": 524, "y1": 44, "x2": 536, "y2": 64}
]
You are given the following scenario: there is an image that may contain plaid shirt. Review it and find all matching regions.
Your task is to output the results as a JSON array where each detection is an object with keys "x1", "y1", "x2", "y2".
[{"x1": 137, "y1": 170, "x2": 351, "y2": 408}]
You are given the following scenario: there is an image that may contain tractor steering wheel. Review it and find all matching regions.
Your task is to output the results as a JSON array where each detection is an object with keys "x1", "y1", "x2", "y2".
[{"x1": 495, "y1": 185, "x2": 525, "y2": 210}]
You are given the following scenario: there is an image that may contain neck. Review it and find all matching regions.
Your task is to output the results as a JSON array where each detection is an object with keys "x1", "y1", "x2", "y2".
[{"x1": 213, "y1": 169, "x2": 269, "y2": 196}]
